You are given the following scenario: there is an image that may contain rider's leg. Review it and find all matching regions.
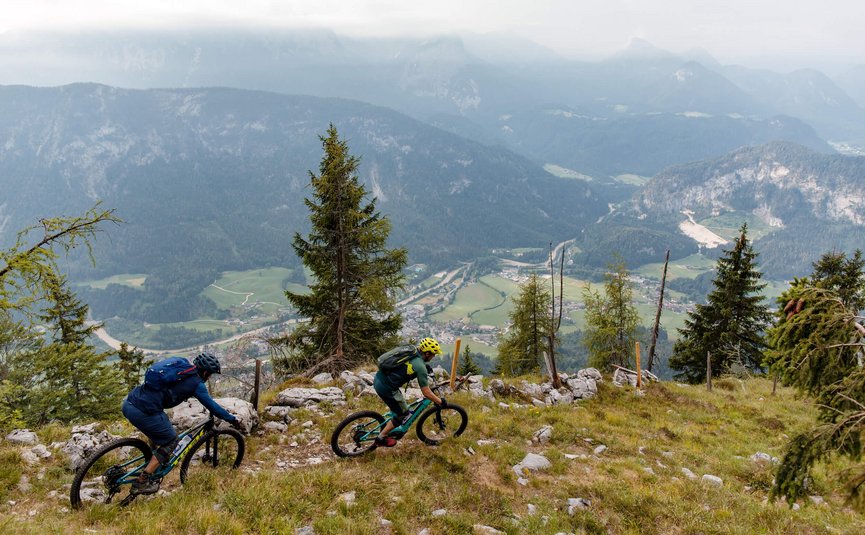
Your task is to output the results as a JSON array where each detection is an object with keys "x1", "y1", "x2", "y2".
[
  {"x1": 373, "y1": 375, "x2": 409, "y2": 441},
  {"x1": 122, "y1": 400, "x2": 177, "y2": 493}
]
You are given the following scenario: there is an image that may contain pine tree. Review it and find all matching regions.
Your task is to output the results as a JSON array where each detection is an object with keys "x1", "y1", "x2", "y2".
[
  {"x1": 117, "y1": 342, "x2": 151, "y2": 391},
  {"x1": 582, "y1": 258, "x2": 639, "y2": 371},
  {"x1": 13, "y1": 275, "x2": 123, "y2": 423},
  {"x1": 277, "y1": 125, "x2": 407, "y2": 375},
  {"x1": 458, "y1": 345, "x2": 482, "y2": 376},
  {"x1": 809, "y1": 249, "x2": 865, "y2": 311},
  {"x1": 670, "y1": 224, "x2": 771, "y2": 382},
  {"x1": 496, "y1": 274, "x2": 550, "y2": 376},
  {"x1": 765, "y1": 286, "x2": 865, "y2": 506}
]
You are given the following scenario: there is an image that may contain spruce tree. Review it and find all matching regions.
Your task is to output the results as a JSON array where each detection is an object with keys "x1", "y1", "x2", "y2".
[
  {"x1": 809, "y1": 249, "x2": 865, "y2": 311},
  {"x1": 582, "y1": 258, "x2": 639, "y2": 371},
  {"x1": 497, "y1": 274, "x2": 550, "y2": 376},
  {"x1": 117, "y1": 342, "x2": 151, "y2": 391},
  {"x1": 14, "y1": 275, "x2": 123, "y2": 423},
  {"x1": 670, "y1": 224, "x2": 771, "y2": 382},
  {"x1": 766, "y1": 286, "x2": 865, "y2": 506},
  {"x1": 458, "y1": 345, "x2": 482, "y2": 376},
  {"x1": 278, "y1": 125, "x2": 407, "y2": 375}
]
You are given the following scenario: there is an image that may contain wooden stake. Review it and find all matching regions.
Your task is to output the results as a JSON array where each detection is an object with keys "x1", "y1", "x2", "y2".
[
  {"x1": 252, "y1": 359, "x2": 262, "y2": 411},
  {"x1": 706, "y1": 351, "x2": 712, "y2": 392},
  {"x1": 450, "y1": 338, "x2": 461, "y2": 389},
  {"x1": 635, "y1": 341, "x2": 642, "y2": 389}
]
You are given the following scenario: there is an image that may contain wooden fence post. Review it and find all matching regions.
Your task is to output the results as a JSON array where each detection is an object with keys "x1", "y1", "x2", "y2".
[
  {"x1": 252, "y1": 359, "x2": 262, "y2": 411},
  {"x1": 635, "y1": 341, "x2": 642, "y2": 389},
  {"x1": 450, "y1": 338, "x2": 461, "y2": 389},
  {"x1": 706, "y1": 352, "x2": 712, "y2": 392}
]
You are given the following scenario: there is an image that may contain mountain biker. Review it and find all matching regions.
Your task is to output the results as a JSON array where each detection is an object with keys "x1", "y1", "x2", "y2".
[
  {"x1": 373, "y1": 337, "x2": 447, "y2": 447},
  {"x1": 121, "y1": 352, "x2": 241, "y2": 495}
]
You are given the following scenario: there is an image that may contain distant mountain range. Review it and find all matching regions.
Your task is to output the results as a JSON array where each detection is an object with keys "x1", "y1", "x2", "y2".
[
  {"x1": 0, "y1": 84, "x2": 602, "y2": 278},
  {"x1": 2, "y1": 30, "x2": 864, "y2": 178}
]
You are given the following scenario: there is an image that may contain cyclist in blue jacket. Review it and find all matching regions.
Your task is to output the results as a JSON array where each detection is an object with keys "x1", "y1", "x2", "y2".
[{"x1": 121, "y1": 352, "x2": 240, "y2": 495}]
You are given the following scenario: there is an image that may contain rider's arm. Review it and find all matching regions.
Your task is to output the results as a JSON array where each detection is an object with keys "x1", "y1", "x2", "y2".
[
  {"x1": 193, "y1": 382, "x2": 238, "y2": 423},
  {"x1": 420, "y1": 385, "x2": 443, "y2": 405},
  {"x1": 414, "y1": 363, "x2": 444, "y2": 404}
]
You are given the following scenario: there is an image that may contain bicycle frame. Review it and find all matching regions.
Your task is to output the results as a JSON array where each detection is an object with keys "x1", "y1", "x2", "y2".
[{"x1": 115, "y1": 417, "x2": 213, "y2": 485}]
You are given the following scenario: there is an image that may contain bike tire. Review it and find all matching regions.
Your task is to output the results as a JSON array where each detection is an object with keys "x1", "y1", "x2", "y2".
[
  {"x1": 179, "y1": 428, "x2": 245, "y2": 484},
  {"x1": 416, "y1": 404, "x2": 468, "y2": 445},
  {"x1": 331, "y1": 410, "x2": 386, "y2": 458},
  {"x1": 70, "y1": 437, "x2": 152, "y2": 509}
]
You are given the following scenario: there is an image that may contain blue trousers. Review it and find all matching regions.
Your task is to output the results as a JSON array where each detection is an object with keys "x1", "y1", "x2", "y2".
[{"x1": 122, "y1": 398, "x2": 178, "y2": 463}]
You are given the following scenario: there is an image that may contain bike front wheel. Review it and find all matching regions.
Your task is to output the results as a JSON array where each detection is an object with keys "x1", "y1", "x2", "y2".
[
  {"x1": 416, "y1": 404, "x2": 468, "y2": 445},
  {"x1": 179, "y1": 429, "x2": 245, "y2": 484},
  {"x1": 70, "y1": 437, "x2": 152, "y2": 509},
  {"x1": 331, "y1": 410, "x2": 385, "y2": 457}
]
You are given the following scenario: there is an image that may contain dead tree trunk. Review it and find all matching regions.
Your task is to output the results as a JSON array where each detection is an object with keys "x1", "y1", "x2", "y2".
[{"x1": 647, "y1": 249, "x2": 670, "y2": 373}]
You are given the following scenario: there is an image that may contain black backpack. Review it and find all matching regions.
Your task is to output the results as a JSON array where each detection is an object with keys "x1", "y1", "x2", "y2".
[{"x1": 377, "y1": 345, "x2": 417, "y2": 372}]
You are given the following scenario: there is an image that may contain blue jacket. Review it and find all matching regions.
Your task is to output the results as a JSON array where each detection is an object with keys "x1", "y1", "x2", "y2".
[{"x1": 126, "y1": 373, "x2": 237, "y2": 423}]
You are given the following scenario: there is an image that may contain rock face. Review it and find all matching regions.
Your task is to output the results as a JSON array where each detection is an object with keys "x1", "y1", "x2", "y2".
[
  {"x1": 62, "y1": 424, "x2": 118, "y2": 471},
  {"x1": 169, "y1": 397, "x2": 258, "y2": 433},
  {"x1": 272, "y1": 387, "x2": 346, "y2": 408}
]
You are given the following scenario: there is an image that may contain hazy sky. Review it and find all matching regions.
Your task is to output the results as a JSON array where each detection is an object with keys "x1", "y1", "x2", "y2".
[{"x1": 4, "y1": 0, "x2": 864, "y2": 67}]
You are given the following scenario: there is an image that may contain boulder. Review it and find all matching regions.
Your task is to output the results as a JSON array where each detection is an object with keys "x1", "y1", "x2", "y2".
[
  {"x1": 548, "y1": 388, "x2": 574, "y2": 405},
  {"x1": 311, "y1": 372, "x2": 333, "y2": 385},
  {"x1": 518, "y1": 381, "x2": 545, "y2": 400},
  {"x1": 273, "y1": 387, "x2": 346, "y2": 408},
  {"x1": 577, "y1": 368, "x2": 603, "y2": 382},
  {"x1": 263, "y1": 421, "x2": 289, "y2": 433},
  {"x1": 613, "y1": 368, "x2": 638, "y2": 387},
  {"x1": 750, "y1": 452, "x2": 779, "y2": 464},
  {"x1": 265, "y1": 405, "x2": 295, "y2": 423},
  {"x1": 6, "y1": 429, "x2": 39, "y2": 445},
  {"x1": 31, "y1": 444, "x2": 52, "y2": 459},
  {"x1": 565, "y1": 377, "x2": 598, "y2": 400},
  {"x1": 702, "y1": 474, "x2": 723, "y2": 487},
  {"x1": 62, "y1": 424, "x2": 118, "y2": 471},
  {"x1": 170, "y1": 397, "x2": 258, "y2": 434},
  {"x1": 358, "y1": 372, "x2": 375, "y2": 385},
  {"x1": 512, "y1": 453, "x2": 552, "y2": 477},
  {"x1": 473, "y1": 526, "x2": 505, "y2": 535},
  {"x1": 533, "y1": 425, "x2": 553, "y2": 445}
]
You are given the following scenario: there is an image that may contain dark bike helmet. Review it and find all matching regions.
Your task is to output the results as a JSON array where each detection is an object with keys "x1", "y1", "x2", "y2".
[{"x1": 194, "y1": 352, "x2": 222, "y2": 374}]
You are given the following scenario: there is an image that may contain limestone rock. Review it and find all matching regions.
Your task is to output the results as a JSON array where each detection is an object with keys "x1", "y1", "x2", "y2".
[
  {"x1": 274, "y1": 387, "x2": 346, "y2": 408},
  {"x1": 513, "y1": 453, "x2": 552, "y2": 477},
  {"x1": 62, "y1": 424, "x2": 118, "y2": 471},
  {"x1": 6, "y1": 429, "x2": 38, "y2": 445},
  {"x1": 170, "y1": 397, "x2": 258, "y2": 433}
]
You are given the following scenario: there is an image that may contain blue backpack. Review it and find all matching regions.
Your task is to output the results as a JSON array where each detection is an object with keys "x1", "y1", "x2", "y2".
[{"x1": 144, "y1": 357, "x2": 198, "y2": 389}]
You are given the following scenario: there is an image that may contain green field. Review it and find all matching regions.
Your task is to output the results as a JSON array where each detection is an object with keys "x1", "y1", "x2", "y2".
[
  {"x1": 78, "y1": 273, "x2": 148, "y2": 289},
  {"x1": 543, "y1": 163, "x2": 593, "y2": 181},
  {"x1": 203, "y1": 267, "x2": 307, "y2": 314},
  {"x1": 699, "y1": 212, "x2": 777, "y2": 241},
  {"x1": 613, "y1": 173, "x2": 651, "y2": 185},
  {"x1": 636, "y1": 253, "x2": 717, "y2": 281}
]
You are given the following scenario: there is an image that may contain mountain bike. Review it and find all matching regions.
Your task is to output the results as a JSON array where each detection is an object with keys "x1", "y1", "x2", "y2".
[
  {"x1": 331, "y1": 378, "x2": 468, "y2": 457},
  {"x1": 70, "y1": 414, "x2": 244, "y2": 508}
]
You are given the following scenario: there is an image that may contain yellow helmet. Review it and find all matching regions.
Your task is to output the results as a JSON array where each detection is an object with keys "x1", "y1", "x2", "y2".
[{"x1": 417, "y1": 337, "x2": 442, "y2": 355}]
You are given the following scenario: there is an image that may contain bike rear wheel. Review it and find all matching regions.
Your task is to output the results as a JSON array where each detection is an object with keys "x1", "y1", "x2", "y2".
[
  {"x1": 416, "y1": 404, "x2": 468, "y2": 445},
  {"x1": 331, "y1": 410, "x2": 385, "y2": 457},
  {"x1": 179, "y1": 429, "x2": 245, "y2": 484},
  {"x1": 70, "y1": 437, "x2": 152, "y2": 509}
]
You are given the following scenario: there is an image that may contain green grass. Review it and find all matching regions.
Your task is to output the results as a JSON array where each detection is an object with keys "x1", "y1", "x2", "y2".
[
  {"x1": 77, "y1": 273, "x2": 148, "y2": 289},
  {"x1": 699, "y1": 212, "x2": 777, "y2": 241},
  {"x1": 636, "y1": 253, "x2": 717, "y2": 281},
  {"x1": 613, "y1": 174, "x2": 651, "y2": 186},
  {"x1": 4, "y1": 377, "x2": 864, "y2": 533},
  {"x1": 203, "y1": 268, "x2": 306, "y2": 311},
  {"x1": 544, "y1": 163, "x2": 593, "y2": 181}
]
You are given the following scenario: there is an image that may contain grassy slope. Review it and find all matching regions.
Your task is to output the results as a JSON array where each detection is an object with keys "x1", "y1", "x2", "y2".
[{"x1": 2, "y1": 377, "x2": 864, "y2": 534}]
